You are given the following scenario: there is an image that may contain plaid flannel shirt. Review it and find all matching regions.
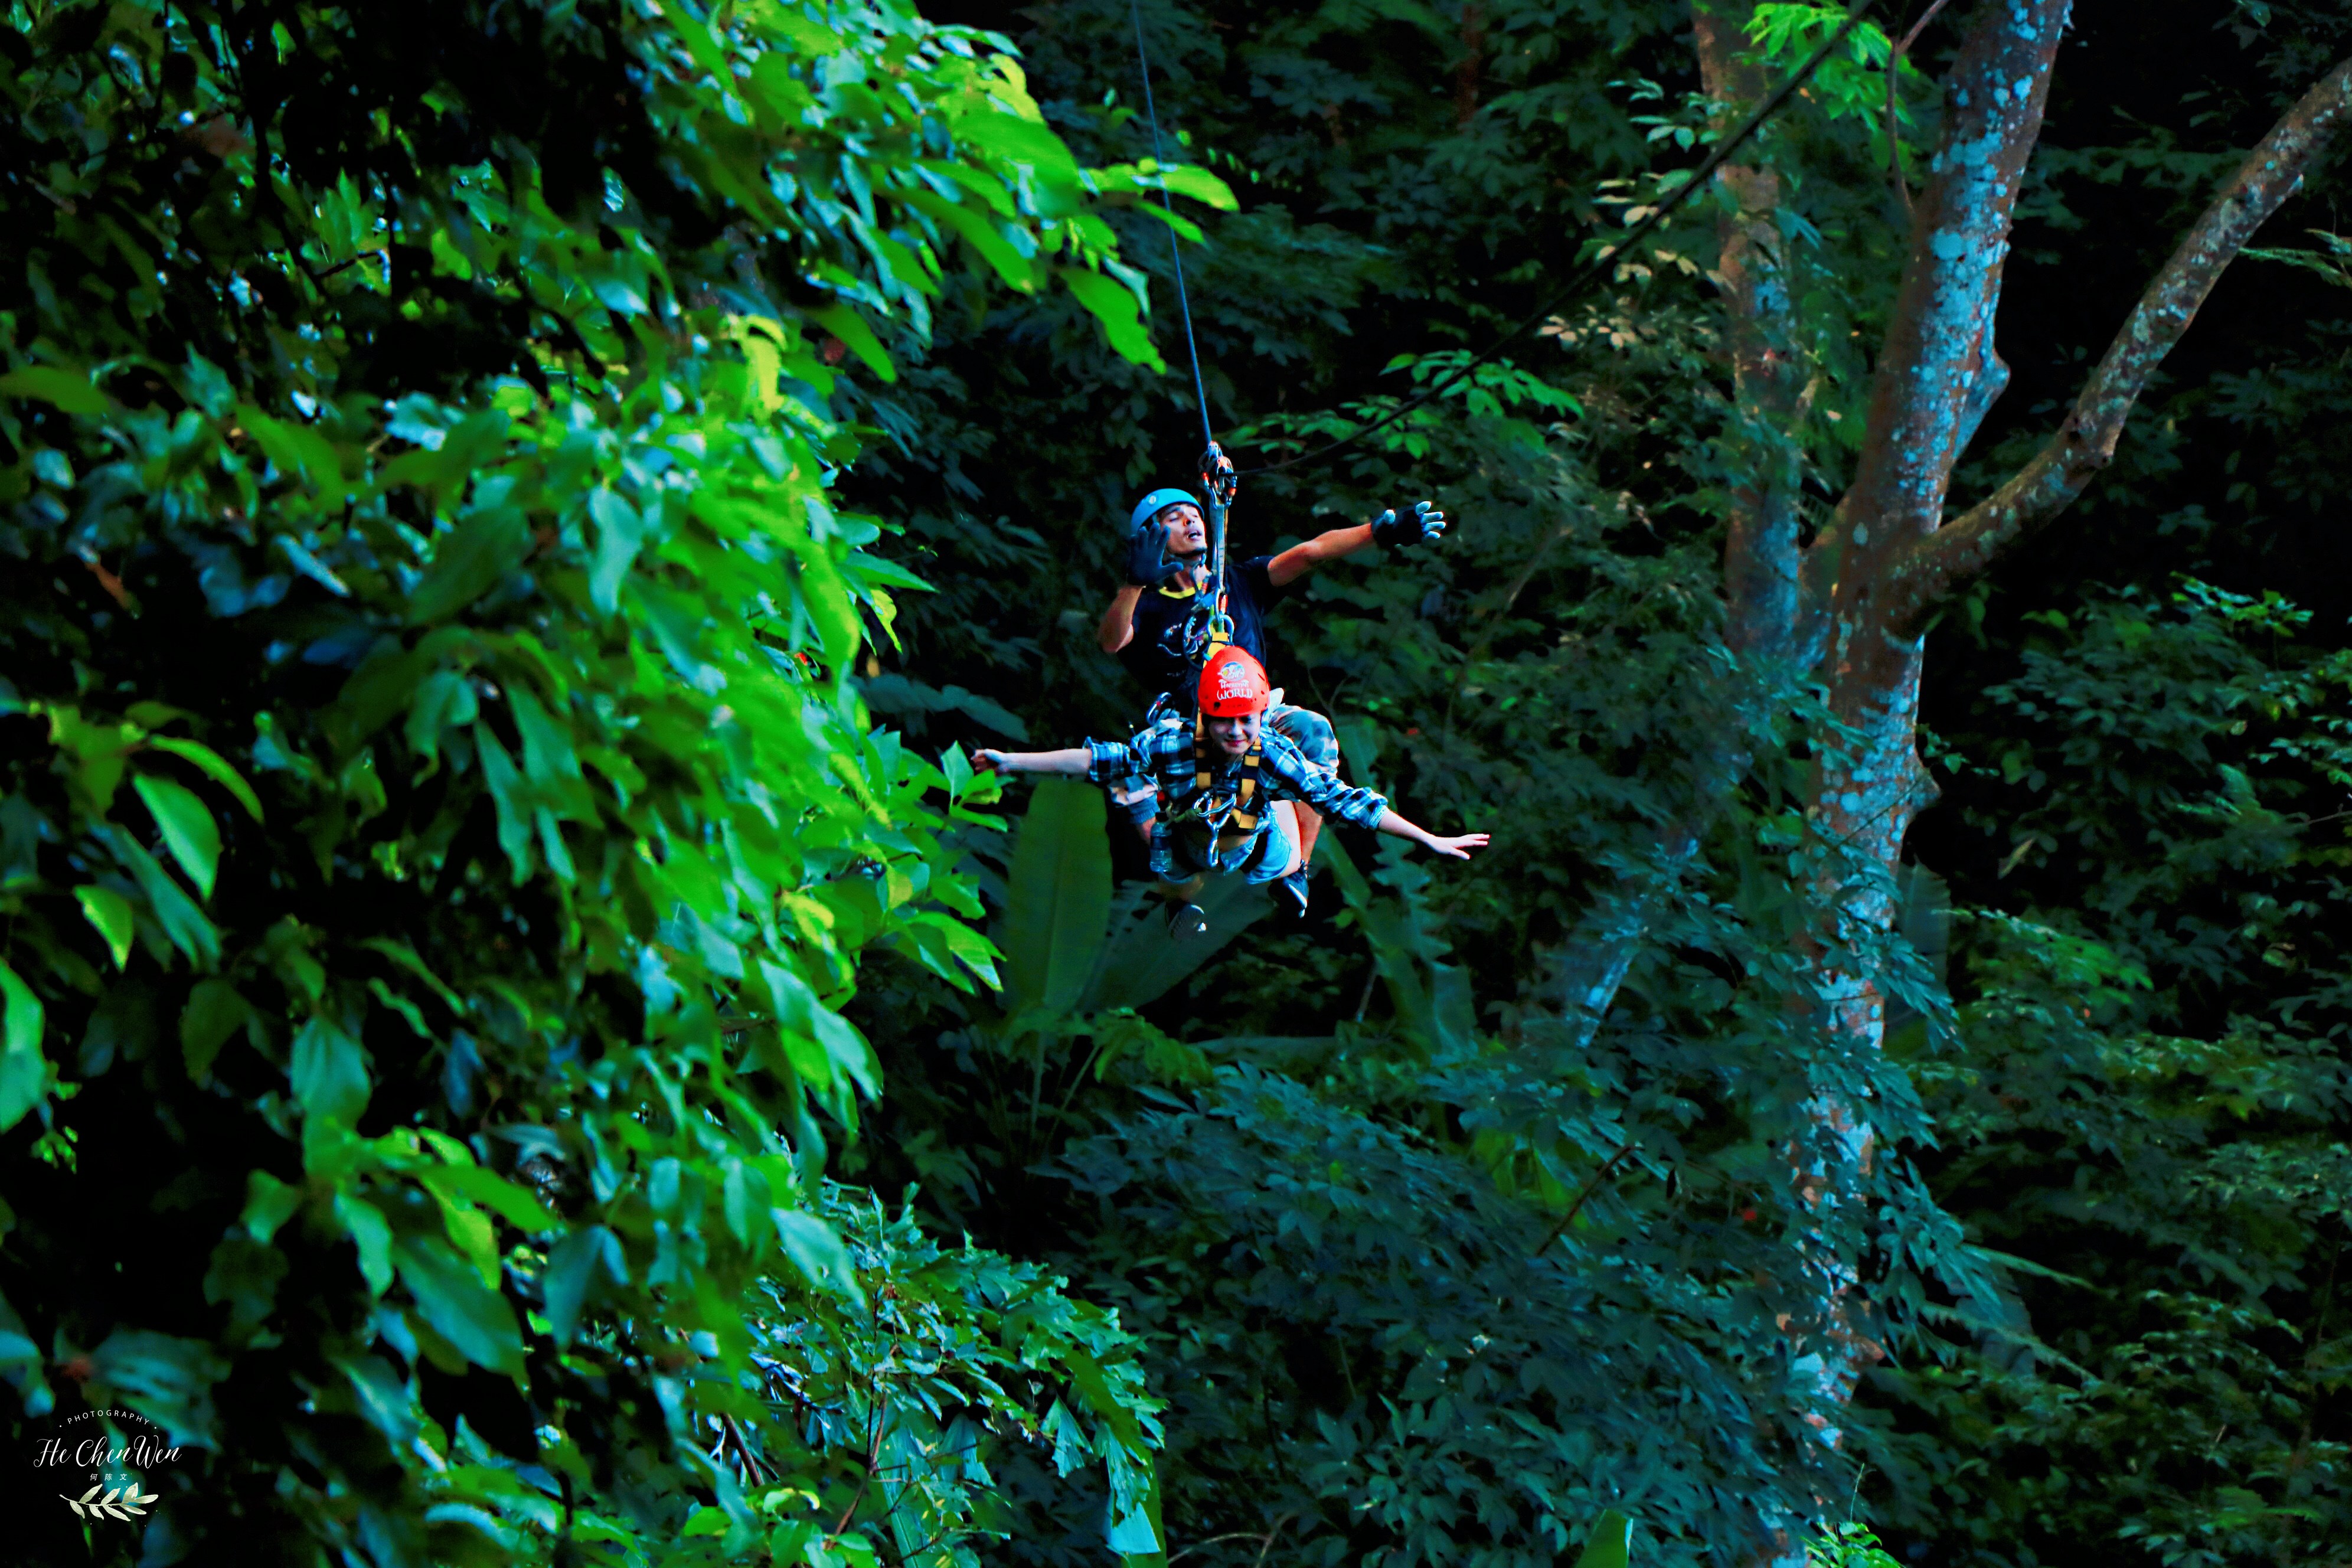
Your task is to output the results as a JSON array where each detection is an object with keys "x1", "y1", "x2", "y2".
[{"x1": 1086, "y1": 718, "x2": 1387, "y2": 875}]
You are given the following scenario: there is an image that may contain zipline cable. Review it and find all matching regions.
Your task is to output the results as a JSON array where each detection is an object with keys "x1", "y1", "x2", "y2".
[
  {"x1": 1219, "y1": 0, "x2": 1884, "y2": 478},
  {"x1": 1130, "y1": 0, "x2": 1216, "y2": 452}
]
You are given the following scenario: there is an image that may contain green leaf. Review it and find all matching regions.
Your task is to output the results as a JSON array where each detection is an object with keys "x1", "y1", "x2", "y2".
[
  {"x1": 808, "y1": 302, "x2": 897, "y2": 383},
  {"x1": 104, "y1": 830, "x2": 218, "y2": 967},
  {"x1": 394, "y1": 1233, "x2": 525, "y2": 1377},
  {"x1": 436, "y1": 1193, "x2": 501, "y2": 1287},
  {"x1": 334, "y1": 1191, "x2": 396, "y2": 1296},
  {"x1": 242, "y1": 1171, "x2": 303, "y2": 1243},
  {"x1": 1155, "y1": 164, "x2": 1239, "y2": 210},
  {"x1": 332, "y1": 1351, "x2": 417, "y2": 1448},
  {"x1": 0, "y1": 961, "x2": 49, "y2": 1133},
  {"x1": 756, "y1": 959, "x2": 881, "y2": 1099},
  {"x1": 1082, "y1": 873, "x2": 1270, "y2": 1012},
  {"x1": 355, "y1": 937, "x2": 462, "y2": 1015},
  {"x1": 179, "y1": 979, "x2": 253, "y2": 1083},
  {"x1": 1572, "y1": 1510, "x2": 1631, "y2": 1568},
  {"x1": 144, "y1": 736, "x2": 265, "y2": 822},
  {"x1": 135, "y1": 774, "x2": 222, "y2": 899},
  {"x1": 586, "y1": 488, "x2": 646, "y2": 613},
  {"x1": 0, "y1": 365, "x2": 109, "y2": 414},
  {"x1": 240, "y1": 407, "x2": 347, "y2": 496},
  {"x1": 772, "y1": 1207, "x2": 863, "y2": 1304},
  {"x1": 473, "y1": 723, "x2": 535, "y2": 883},
  {"x1": 290, "y1": 1014, "x2": 371, "y2": 1126},
  {"x1": 541, "y1": 1225, "x2": 624, "y2": 1348},
  {"x1": 422, "y1": 1164, "x2": 558, "y2": 1233},
  {"x1": 1058, "y1": 269, "x2": 1167, "y2": 371},
  {"x1": 406, "y1": 505, "x2": 532, "y2": 625},
  {"x1": 956, "y1": 109, "x2": 1083, "y2": 184},
  {"x1": 89, "y1": 1329, "x2": 228, "y2": 1448},
  {"x1": 901, "y1": 187, "x2": 1038, "y2": 293},
  {"x1": 1001, "y1": 778, "x2": 1113, "y2": 1015},
  {"x1": 76, "y1": 886, "x2": 136, "y2": 969}
]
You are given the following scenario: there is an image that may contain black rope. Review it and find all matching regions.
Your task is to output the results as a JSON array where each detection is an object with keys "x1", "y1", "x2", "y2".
[
  {"x1": 1234, "y1": 0, "x2": 1883, "y2": 478},
  {"x1": 1130, "y1": 0, "x2": 1216, "y2": 452}
]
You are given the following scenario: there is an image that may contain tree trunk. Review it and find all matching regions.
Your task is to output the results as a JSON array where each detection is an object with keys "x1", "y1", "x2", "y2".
[{"x1": 1552, "y1": 1, "x2": 2352, "y2": 1550}]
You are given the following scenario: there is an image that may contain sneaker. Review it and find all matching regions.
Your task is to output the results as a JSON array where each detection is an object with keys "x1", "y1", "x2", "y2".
[{"x1": 1277, "y1": 868, "x2": 1310, "y2": 918}]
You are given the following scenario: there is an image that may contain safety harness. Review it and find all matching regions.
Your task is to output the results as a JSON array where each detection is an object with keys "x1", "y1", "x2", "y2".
[
  {"x1": 1150, "y1": 442, "x2": 1271, "y2": 873},
  {"x1": 1168, "y1": 729, "x2": 1263, "y2": 867}
]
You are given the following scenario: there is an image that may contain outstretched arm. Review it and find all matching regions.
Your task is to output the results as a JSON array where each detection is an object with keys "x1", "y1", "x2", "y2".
[
  {"x1": 1267, "y1": 523, "x2": 1374, "y2": 586},
  {"x1": 973, "y1": 747, "x2": 1092, "y2": 777},
  {"x1": 1374, "y1": 808, "x2": 1489, "y2": 861},
  {"x1": 1268, "y1": 501, "x2": 1449, "y2": 586},
  {"x1": 1265, "y1": 737, "x2": 1478, "y2": 856}
]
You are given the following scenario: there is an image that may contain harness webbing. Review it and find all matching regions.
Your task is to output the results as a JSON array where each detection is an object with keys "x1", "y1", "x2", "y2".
[{"x1": 1177, "y1": 730, "x2": 1263, "y2": 863}]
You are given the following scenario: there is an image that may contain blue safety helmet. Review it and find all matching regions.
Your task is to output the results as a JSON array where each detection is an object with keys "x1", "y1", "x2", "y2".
[{"x1": 1129, "y1": 488, "x2": 1199, "y2": 535}]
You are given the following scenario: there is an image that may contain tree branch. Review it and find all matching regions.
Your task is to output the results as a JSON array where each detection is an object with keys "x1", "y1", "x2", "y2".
[
  {"x1": 1834, "y1": 0, "x2": 2066, "y2": 581},
  {"x1": 1886, "y1": 55, "x2": 2352, "y2": 635}
]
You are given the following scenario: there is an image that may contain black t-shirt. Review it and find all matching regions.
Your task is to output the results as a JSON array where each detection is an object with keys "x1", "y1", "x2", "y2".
[{"x1": 1116, "y1": 555, "x2": 1292, "y2": 705}]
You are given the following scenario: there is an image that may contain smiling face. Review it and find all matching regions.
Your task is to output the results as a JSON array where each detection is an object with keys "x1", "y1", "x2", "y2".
[
  {"x1": 1156, "y1": 502, "x2": 1207, "y2": 561},
  {"x1": 1203, "y1": 710, "x2": 1262, "y2": 757}
]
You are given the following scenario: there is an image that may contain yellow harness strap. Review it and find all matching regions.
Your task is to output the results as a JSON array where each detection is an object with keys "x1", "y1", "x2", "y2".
[{"x1": 1187, "y1": 730, "x2": 1263, "y2": 860}]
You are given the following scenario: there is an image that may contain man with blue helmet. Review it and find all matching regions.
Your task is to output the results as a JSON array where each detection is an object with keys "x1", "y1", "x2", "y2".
[{"x1": 1092, "y1": 485, "x2": 1447, "y2": 912}]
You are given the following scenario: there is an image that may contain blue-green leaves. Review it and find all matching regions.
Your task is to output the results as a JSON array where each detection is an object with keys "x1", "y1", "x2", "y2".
[
  {"x1": 394, "y1": 1233, "x2": 525, "y2": 1378},
  {"x1": 540, "y1": 1226, "x2": 626, "y2": 1348},
  {"x1": 0, "y1": 961, "x2": 47, "y2": 1132}
]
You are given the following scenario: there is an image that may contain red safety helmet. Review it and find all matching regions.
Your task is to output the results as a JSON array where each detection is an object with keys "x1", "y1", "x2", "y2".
[{"x1": 1198, "y1": 646, "x2": 1270, "y2": 718}]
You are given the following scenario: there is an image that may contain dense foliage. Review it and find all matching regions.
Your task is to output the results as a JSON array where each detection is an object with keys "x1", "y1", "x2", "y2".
[
  {"x1": 1, "y1": 0, "x2": 1189, "y2": 1562},
  {"x1": 6, "y1": 0, "x2": 2351, "y2": 1566}
]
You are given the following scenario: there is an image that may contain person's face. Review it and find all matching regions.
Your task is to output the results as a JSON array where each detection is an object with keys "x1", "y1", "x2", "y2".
[
  {"x1": 1157, "y1": 503, "x2": 1207, "y2": 560},
  {"x1": 1204, "y1": 710, "x2": 1260, "y2": 757}
]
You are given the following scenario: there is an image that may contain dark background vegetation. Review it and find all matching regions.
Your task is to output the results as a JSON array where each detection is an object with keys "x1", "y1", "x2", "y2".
[
  {"x1": 5, "y1": 0, "x2": 2350, "y2": 1565},
  {"x1": 834, "y1": 0, "x2": 2352, "y2": 1562}
]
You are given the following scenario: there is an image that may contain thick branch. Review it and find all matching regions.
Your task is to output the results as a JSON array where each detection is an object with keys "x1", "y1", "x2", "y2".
[
  {"x1": 1887, "y1": 55, "x2": 2352, "y2": 634},
  {"x1": 1835, "y1": 0, "x2": 2066, "y2": 577}
]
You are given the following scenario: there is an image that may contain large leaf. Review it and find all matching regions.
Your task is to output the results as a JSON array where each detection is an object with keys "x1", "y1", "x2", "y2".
[
  {"x1": 1571, "y1": 1509, "x2": 1631, "y2": 1568},
  {"x1": 1082, "y1": 873, "x2": 1269, "y2": 1013},
  {"x1": 393, "y1": 1233, "x2": 525, "y2": 1377},
  {"x1": 1000, "y1": 778, "x2": 1112, "y2": 1015},
  {"x1": 89, "y1": 1329, "x2": 230, "y2": 1449}
]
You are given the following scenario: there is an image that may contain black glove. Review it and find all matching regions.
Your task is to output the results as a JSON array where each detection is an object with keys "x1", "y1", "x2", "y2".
[
  {"x1": 1370, "y1": 499, "x2": 1448, "y2": 549},
  {"x1": 1123, "y1": 520, "x2": 1183, "y2": 587}
]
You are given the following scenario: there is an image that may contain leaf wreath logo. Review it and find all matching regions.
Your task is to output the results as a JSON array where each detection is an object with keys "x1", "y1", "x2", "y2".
[{"x1": 63, "y1": 1483, "x2": 161, "y2": 1521}]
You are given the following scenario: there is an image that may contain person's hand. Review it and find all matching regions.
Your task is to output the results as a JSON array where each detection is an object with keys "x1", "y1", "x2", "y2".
[
  {"x1": 1370, "y1": 499, "x2": 1448, "y2": 550},
  {"x1": 1122, "y1": 520, "x2": 1182, "y2": 587},
  {"x1": 973, "y1": 749, "x2": 1013, "y2": 773},
  {"x1": 1425, "y1": 831, "x2": 1489, "y2": 860}
]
